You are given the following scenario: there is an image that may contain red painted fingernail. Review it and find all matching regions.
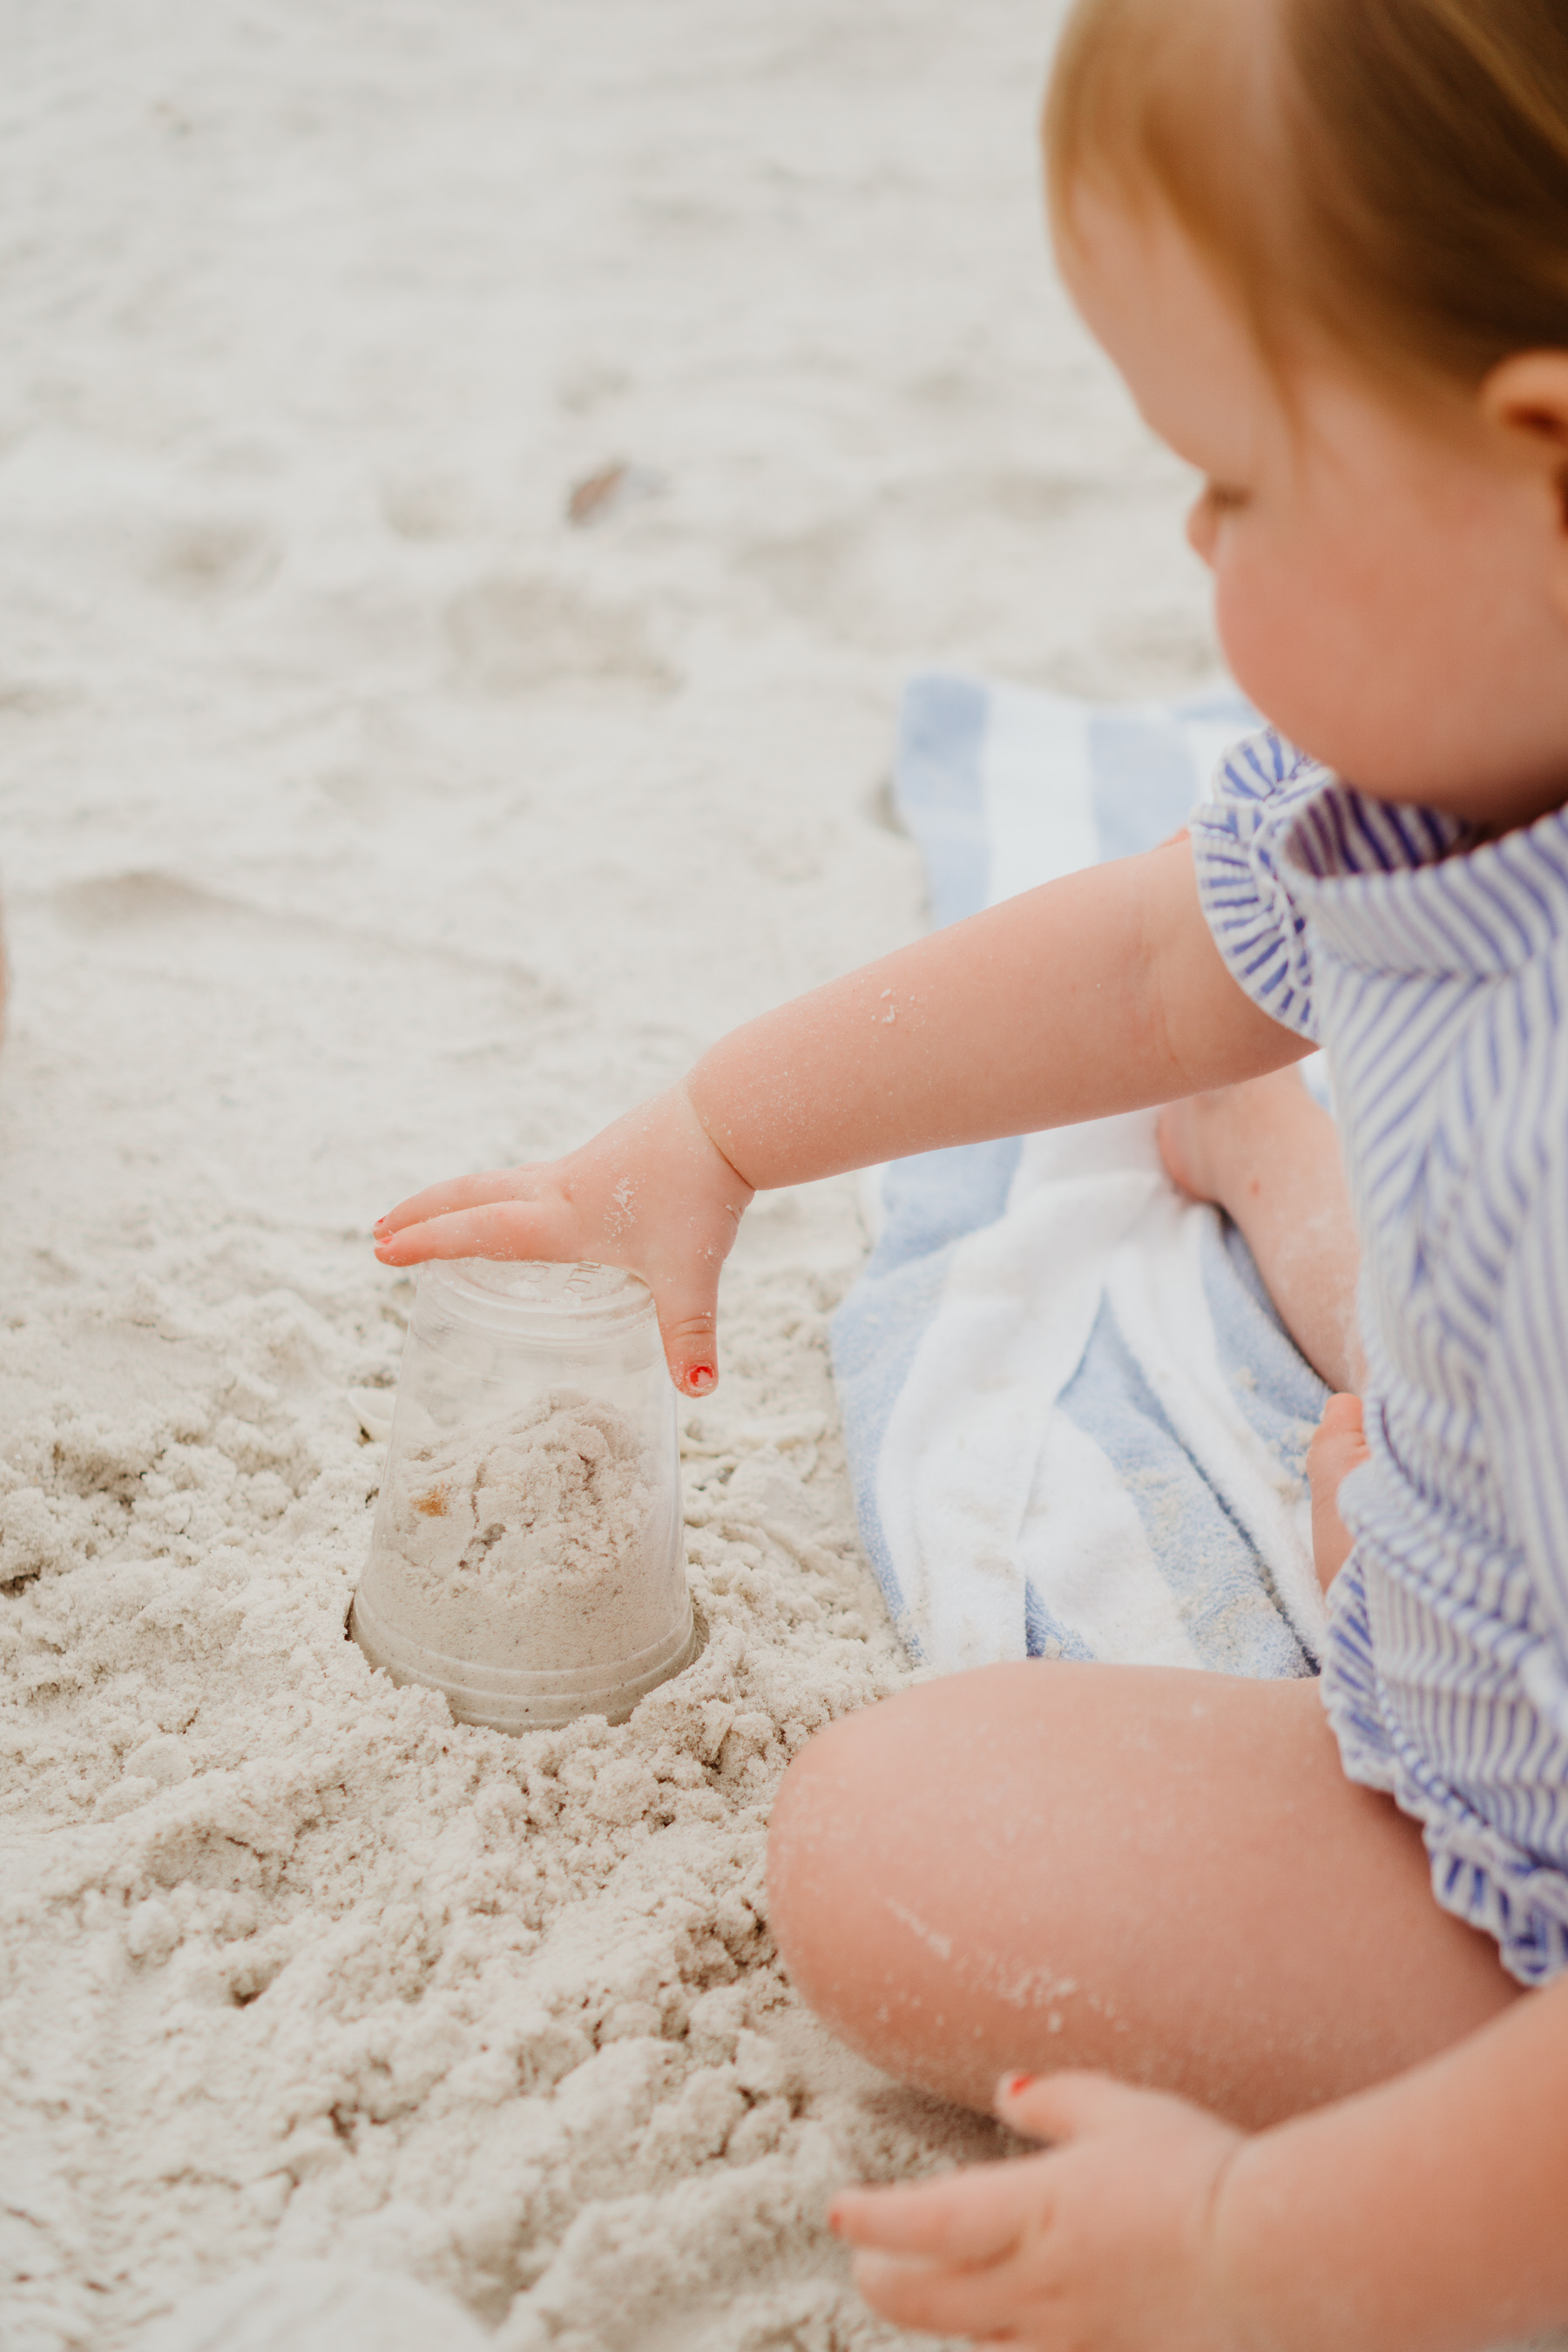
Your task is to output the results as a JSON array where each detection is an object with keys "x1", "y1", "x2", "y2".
[
  {"x1": 1004, "y1": 2072, "x2": 1035, "y2": 2099},
  {"x1": 689, "y1": 1367, "x2": 716, "y2": 1393}
]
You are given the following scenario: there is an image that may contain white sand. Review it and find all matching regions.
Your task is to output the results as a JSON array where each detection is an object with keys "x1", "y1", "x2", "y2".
[{"x1": 0, "y1": 3, "x2": 1220, "y2": 2345}]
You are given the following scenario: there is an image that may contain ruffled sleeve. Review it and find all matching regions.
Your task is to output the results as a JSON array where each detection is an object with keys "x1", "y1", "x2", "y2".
[{"x1": 1188, "y1": 728, "x2": 1325, "y2": 1044}]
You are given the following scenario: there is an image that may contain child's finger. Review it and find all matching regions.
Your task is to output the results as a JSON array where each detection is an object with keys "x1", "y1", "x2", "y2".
[
  {"x1": 655, "y1": 1295, "x2": 722, "y2": 1396},
  {"x1": 373, "y1": 1198, "x2": 570, "y2": 1267},
  {"x1": 996, "y1": 2066, "x2": 1166, "y2": 2146},
  {"x1": 375, "y1": 1166, "x2": 537, "y2": 1238},
  {"x1": 850, "y1": 2248, "x2": 1031, "y2": 2341},
  {"x1": 830, "y1": 2161, "x2": 1050, "y2": 2268}
]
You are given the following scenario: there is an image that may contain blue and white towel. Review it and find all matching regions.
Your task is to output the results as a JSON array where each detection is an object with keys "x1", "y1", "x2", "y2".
[{"x1": 831, "y1": 674, "x2": 1333, "y2": 1680}]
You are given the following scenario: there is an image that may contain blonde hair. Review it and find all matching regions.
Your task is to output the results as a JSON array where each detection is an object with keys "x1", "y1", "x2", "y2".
[{"x1": 1044, "y1": 0, "x2": 1568, "y2": 391}]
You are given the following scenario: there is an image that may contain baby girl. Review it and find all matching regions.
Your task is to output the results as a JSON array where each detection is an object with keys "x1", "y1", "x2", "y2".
[{"x1": 376, "y1": 0, "x2": 1568, "y2": 2340}]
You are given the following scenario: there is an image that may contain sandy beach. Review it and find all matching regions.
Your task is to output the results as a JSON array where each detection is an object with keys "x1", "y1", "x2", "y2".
[{"x1": 0, "y1": 3, "x2": 1219, "y2": 2343}]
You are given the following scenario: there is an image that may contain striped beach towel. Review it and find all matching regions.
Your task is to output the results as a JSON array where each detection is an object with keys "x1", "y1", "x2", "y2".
[{"x1": 831, "y1": 673, "x2": 1332, "y2": 1679}]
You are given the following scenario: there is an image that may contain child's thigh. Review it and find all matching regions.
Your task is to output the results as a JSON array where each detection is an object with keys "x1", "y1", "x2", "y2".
[{"x1": 766, "y1": 1661, "x2": 1518, "y2": 2129}]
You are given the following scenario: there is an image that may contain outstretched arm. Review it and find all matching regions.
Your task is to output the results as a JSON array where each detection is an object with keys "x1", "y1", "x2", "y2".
[
  {"x1": 685, "y1": 830, "x2": 1305, "y2": 1185},
  {"x1": 375, "y1": 835, "x2": 1308, "y2": 1388}
]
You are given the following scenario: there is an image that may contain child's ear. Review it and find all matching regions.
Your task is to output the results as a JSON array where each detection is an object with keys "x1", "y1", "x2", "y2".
[{"x1": 1479, "y1": 352, "x2": 1568, "y2": 622}]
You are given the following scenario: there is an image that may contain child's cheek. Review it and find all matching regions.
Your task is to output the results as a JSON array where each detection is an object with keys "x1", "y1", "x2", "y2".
[{"x1": 1210, "y1": 550, "x2": 1303, "y2": 741}]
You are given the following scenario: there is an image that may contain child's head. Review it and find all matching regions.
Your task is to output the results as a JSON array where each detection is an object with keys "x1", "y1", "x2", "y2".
[
  {"x1": 1047, "y1": 0, "x2": 1568, "y2": 395},
  {"x1": 1045, "y1": 0, "x2": 1568, "y2": 829}
]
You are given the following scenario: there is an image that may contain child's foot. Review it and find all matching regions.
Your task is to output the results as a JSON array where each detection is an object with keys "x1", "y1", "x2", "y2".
[
  {"x1": 1308, "y1": 1393, "x2": 1369, "y2": 1592},
  {"x1": 1157, "y1": 1066, "x2": 1314, "y2": 1213}
]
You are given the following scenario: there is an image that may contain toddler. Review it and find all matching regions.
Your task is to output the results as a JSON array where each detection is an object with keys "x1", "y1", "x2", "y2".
[{"x1": 376, "y1": 0, "x2": 1568, "y2": 2340}]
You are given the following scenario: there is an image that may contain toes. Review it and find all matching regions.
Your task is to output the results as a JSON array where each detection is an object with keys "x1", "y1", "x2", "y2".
[
  {"x1": 1315, "y1": 1391, "x2": 1365, "y2": 1439},
  {"x1": 1308, "y1": 1395, "x2": 1369, "y2": 1483},
  {"x1": 1308, "y1": 1395, "x2": 1368, "y2": 1594}
]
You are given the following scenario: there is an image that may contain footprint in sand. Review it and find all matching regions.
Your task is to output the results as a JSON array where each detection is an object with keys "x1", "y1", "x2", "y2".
[
  {"x1": 444, "y1": 575, "x2": 676, "y2": 695},
  {"x1": 48, "y1": 871, "x2": 234, "y2": 936},
  {"x1": 145, "y1": 516, "x2": 280, "y2": 602}
]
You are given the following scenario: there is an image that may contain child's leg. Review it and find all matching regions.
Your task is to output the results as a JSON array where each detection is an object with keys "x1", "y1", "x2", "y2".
[
  {"x1": 1160, "y1": 1069, "x2": 1371, "y2": 1586},
  {"x1": 767, "y1": 1662, "x2": 1517, "y2": 2130},
  {"x1": 1159, "y1": 1066, "x2": 1363, "y2": 1394}
]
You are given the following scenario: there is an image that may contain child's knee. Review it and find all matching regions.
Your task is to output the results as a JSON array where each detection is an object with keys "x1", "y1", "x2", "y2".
[
  {"x1": 767, "y1": 1669, "x2": 1029, "y2": 2017},
  {"x1": 766, "y1": 1707, "x2": 873, "y2": 1990},
  {"x1": 766, "y1": 1690, "x2": 944, "y2": 2026}
]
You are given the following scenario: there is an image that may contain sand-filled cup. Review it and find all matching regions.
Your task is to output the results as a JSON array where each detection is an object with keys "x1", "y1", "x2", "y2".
[{"x1": 350, "y1": 1260, "x2": 700, "y2": 1731}]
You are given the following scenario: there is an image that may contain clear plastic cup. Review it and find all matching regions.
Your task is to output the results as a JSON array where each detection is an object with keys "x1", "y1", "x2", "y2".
[{"x1": 350, "y1": 1260, "x2": 700, "y2": 1731}]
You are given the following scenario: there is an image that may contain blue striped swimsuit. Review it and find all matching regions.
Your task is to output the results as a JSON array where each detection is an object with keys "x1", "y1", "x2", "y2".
[{"x1": 1192, "y1": 729, "x2": 1568, "y2": 1985}]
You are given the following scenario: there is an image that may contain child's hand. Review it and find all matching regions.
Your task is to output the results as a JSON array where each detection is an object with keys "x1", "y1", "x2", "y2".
[
  {"x1": 372, "y1": 1083, "x2": 755, "y2": 1396},
  {"x1": 830, "y1": 2071, "x2": 1254, "y2": 2350}
]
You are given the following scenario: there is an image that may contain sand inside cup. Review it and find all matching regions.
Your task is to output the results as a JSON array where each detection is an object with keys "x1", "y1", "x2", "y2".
[{"x1": 370, "y1": 1390, "x2": 677, "y2": 1671}]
